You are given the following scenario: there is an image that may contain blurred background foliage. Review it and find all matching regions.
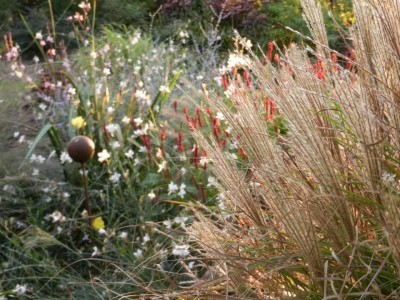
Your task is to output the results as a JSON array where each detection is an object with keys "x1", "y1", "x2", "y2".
[{"x1": 0, "y1": 0, "x2": 353, "y2": 58}]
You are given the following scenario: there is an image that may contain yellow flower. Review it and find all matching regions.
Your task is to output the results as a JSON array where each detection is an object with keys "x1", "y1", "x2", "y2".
[
  {"x1": 70, "y1": 116, "x2": 86, "y2": 129},
  {"x1": 91, "y1": 216, "x2": 105, "y2": 230}
]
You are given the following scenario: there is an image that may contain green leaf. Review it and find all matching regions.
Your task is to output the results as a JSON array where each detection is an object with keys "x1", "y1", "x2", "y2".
[
  {"x1": 20, "y1": 123, "x2": 53, "y2": 168},
  {"x1": 149, "y1": 70, "x2": 182, "y2": 119}
]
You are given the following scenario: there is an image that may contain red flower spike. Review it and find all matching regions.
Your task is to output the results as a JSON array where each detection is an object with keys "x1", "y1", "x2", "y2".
[
  {"x1": 173, "y1": 100, "x2": 178, "y2": 112},
  {"x1": 103, "y1": 124, "x2": 111, "y2": 142},
  {"x1": 177, "y1": 132, "x2": 185, "y2": 152},
  {"x1": 274, "y1": 54, "x2": 280, "y2": 66},
  {"x1": 192, "y1": 145, "x2": 199, "y2": 168},
  {"x1": 221, "y1": 75, "x2": 228, "y2": 91},
  {"x1": 160, "y1": 128, "x2": 166, "y2": 158},
  {"x1": 196, "y1": 107, "x2": 203, "y2": 127},
  {"x1": 264, "y1": 98, "x2": 275, "y2": 121},
  {"x1": 238, "y1": 146, "x2": 246, "y2": 160},
  {"x1": 267, "y1": 42, "x2": 274, "y2": 61},
  {"x1": 243, "y1": 70, "x2": 251, "y2": 87}
]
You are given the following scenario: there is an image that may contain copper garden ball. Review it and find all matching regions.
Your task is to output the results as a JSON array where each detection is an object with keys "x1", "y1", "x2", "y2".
[{"x1": 67, "y1": 135, "x2": 95, "y2": 163}]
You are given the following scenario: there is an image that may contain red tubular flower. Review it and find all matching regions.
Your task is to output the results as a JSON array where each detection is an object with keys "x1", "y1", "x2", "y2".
[
  {"x1": 103, "y1": 124, "x2": 111, "y2": 142},
  {"x1": 192, "y1": 145, "x2": 199, "y2": 168},
  {"x1": 177, "y1": 132, "x2": 184, "y2": 152},
  {"x1": 243, "y1": 70, "x2": 251, "y2": 87},
  {"x1": 267, "y1": 42, "x2": 274, "y2": 61},
  {"x1": 274, "y1": 54, "x2": 280, "y2": 66},
  {"x1": 332, "y1": 53, "x2": 339, "y2": 72},
  {"x1": 173, "y1": 100, "x2": 178, "y2": 112},
  {"x1": 213, "y1": 117, "x2": 220, "y2": 143},
  {"x1": 183, "y1": 107, "x2": 196, "y2": 131},
  {"x1": 238, "y1": 146, "x2": 246, "y2": 160},
  {"x1": 221, "y1": 74, "x2": 229, "y2": 91},
  {"x1": 141, "y1": 135, "x2": 152, "y2": 163},
  {"x1": 264, "y1": 98, "x2": 275, "y2": 121},
  {"x1": 196, "y1": 107, "x2": 203, "y2": 127},
  {"x1": 346, "y1": 49, "x2": 355, "y2": 69},
  {"x1": 160, "y1": 128, "x2": 166, "y2": 158}
]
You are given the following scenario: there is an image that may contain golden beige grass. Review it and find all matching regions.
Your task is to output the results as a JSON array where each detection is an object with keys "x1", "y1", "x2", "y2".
[{"x1": 188, "y1": 0, "x2": 400, "y2": 298}]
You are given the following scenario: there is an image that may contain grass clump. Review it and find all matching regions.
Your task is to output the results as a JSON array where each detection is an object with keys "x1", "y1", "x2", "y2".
[{"x1": 187, "y1": 0, "x2": 400, "y2": 298}]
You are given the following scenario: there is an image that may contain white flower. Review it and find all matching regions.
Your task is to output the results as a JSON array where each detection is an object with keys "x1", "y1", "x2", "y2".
[
  {"x1": 163, "y1": 220, "x2": 173, "y2": 229},
  {"x1": 382, "y1": 172, "x2": 396, "y2": 186},
  {"x1": 103, "y1": 68, "x2": 111, "y2": 76},
  {"x1": 178, "y1": 183, "x2": 186, "y2": 199},
  {"x1": 35, "y1": 31, "x2": 43, "y2": 40},
  {"x1": 157, "y1": 161, "x2": 167, "y2": 173},
  {"x1": 110, "y1": 172, "x2": 121, "y2": 184},
  {"x1": 111, "y1": 141, "x2": 121, "y2": 149},
  {"x1": 134, "y1": 158, "x2": 141, "y2": 166},
  {"x1": 168, "y1": 181, "x2": 179, "y2": 195},
  {"x1": 135, "y1": 90, "x2": 148, "y2": 102},
  {"x1": 50, "y1": 211, "x2": 65, "y2": 223},
  {"x1": 60, "y1": 151, "x2": 73, "y2": 164},
  {"x1": 174, "y1": 216, "x2": 188, "y2": 228},
  {"x1": 207, "y1": 176, "x2": 216, "y2": 187},
  {"x1": 105, "y1": 123, "x2": 119, "y2": 135},
  {"x1": 134, "y1": 248, "x2": 143, "y2": 258},
  {"x1": 91, "y1": 246, "x2": 99, "y2": 257},
  {"x1": 13, "y1": 284, "x2": 28, "y2": 295},
  {"x1": 39, "y1": 103, "x2": 47, "y2": 111},
  {"x1": 14, "y1": 131, "x2": 20, "y2": 138},
  {"x1": 159, "y1": 85, "x2": 171, "y2": 93},
  {"x1": 98, "y1": 149, "x2": 111, "y2": 163},
  {"x1": 172, "y1": 244, "x2": 190, "y2": 257},
  {"x1": 119, "y1": 231, "x2": 128, "y2": 239},
  {"x1": 30, "y1": 154, "x2": 46, "y2": 164},
  {"x1": 148, "y1": 191, "x2": 156, "y2": 200},
  {"x1": 125, "y1": 149, "x2": 134, "y2": 159},
  {"x1": 32, "y1": 168, "x2": 39, "y2": 176},
  {"x1": 122, "y1": 116, "x2": 131, "y2": 124},
  {"x1": 139, "y1": 146, "x2": 147, "y2": 153},
  {"x1": 143, "y1": 234, "x2": 150, "y2": 243},
  {"x1": 188, "y1": 261, "x2": 195, "y2": 269},
  {"x1": 227, "y1": 54, "x2": 251, "y2": 69},
  {"x1": 215, "y1": 112, "x2": 225, "y2": 121},
  {"x1": 199, "y1": 156, "x2": 212, "y2": 167},
  {"x1": 107, "y1": 106, "x2": 114, "y2": 114},
  {"x1": 133, "y1": 117, "x2": 143, "y2": 126}
]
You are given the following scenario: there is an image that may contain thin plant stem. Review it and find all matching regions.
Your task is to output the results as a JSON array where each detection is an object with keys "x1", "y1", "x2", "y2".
[{"x1": 81, "y1": 162, "x2": 91, "y2": 217}]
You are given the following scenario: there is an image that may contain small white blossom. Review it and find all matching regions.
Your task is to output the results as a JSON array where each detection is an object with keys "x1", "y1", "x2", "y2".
[
  {"x1": 163, "y1": 220, "x2": 173, "y2": 229},
  {"x1": 143, "y1": 234, "x2": 150, "y2": 243},
  {"x1": 91, "y1": 246, "x2": 99, "y2": 257},
  {"x1": 32, "y1": 168, "x2": 39, "y2": 176},
  {"x1": 35, "y1": 31, "x2": 43, "y2": 40},
  {"x1": 125, "y1": 149, "x2": 134, "y2": 159},
  {"x1": 122, "y1": 116, "x2": 131, "y2": 124},
  {"x1": 215, "y1": 112, "x2": 225, "y2": 121},
  {"x1": 172, "y1": 244, "x2": 190, "y2": 257},
  {"x1": 168, "y1": 181, "x2": 179, "y2": 195},
  {"x1": 13, "y1": 284, "x2": 28, "y2": 295},
  {"x1": 111, "y1": 141, "x2": 121, "y2": 149},
  {"x1": 134, "y1": 248, "x2": 143, "y2": 258},
  {"x1": 60, "y1": 151, "x2": 73, "y2": 164},
  {"x1": 98, "y1": 149, "x2": 111, "y2": 163},
  {"x1": 139, "y1": 146, "x2": 147, "y2": 153},
  {"x1": 174, "y1": 216, "x2": 188, "y2": 228},
  {"x1": 157, "y1": 161, "x2": 167, "y2": 173},
  {"x1": 133, "y1": 117, "x2": 143, "y2": 126},
  {"x1": 148, "y1": 191, "x2": 156, "y2": 200},
  {"x1": 159, "y1": 85, "x2": 171, "y2": 93},
  {"x1": 178, "y1": 183, "x2": 186, "y2": 199},
  {"x1": 119, "y1": 231, "x2": 128, "y2": 239},
  {"x1": 30, "y1": 154, "x2": 46, "y2": 164},
  {"x1": 105, "y1": 123, "x2": 119, "y2": 135},
  {"x1": 110, "y1": 172, "x2": 121, "y2": 184},
  {"x1": 199, "y1": 156, "x2": 212, "y2": 167}
]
